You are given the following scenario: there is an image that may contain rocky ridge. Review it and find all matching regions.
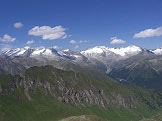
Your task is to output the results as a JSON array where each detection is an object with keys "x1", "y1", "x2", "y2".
[{"x1": 0, "y1": 66, "x2": 137, "y2": 108}]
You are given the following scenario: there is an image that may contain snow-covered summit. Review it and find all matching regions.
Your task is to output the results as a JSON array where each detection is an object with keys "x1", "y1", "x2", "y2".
[
  {"x1": 81, "y1": 45, "x2": 142, "y2": 57},
  {"x1": 4, "y1": 46, "x2": 30, "y2": 57},
  {"x1": 3, "y1": 46, "x2": 60, "y2": 58},
  {"x1": 80, "y1": 46, "x2": 114, "y2": 57},
  {"x1": 152, "y1": 47, "x2": 162, "y2": 55},
  {"x1": 2, "y1": 46, "x2": 84, "y2": 62},
  {"x1": 2, "y1": 45, "x2": 160, "y2": 61},
  {"x1": 81, "y1": 46, "x2": 109, "y2": 54},
  {"x1": 30, "y1": 48, "x2": 53, "y2": 56},
  {"x1": 108, "y1": 45, "x2": 142, "y2": 56}
]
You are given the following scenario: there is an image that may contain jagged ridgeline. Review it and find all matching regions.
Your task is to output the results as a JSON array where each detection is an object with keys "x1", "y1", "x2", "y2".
[
  {"x1": 2, "y1": 46, "x2": 162, "y2": 90},
  {"x1": 1, "y1": 65, "x2": 162, "y2": 121}
]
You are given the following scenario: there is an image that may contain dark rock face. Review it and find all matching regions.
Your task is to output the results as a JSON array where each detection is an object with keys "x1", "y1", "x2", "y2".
[
  {"x1": 56, "y1": 83, "x2": 136, "y2": 108},
  {"x1": 23, "y1": 76, "x2": 135, "y2": 108},
  {"x1": 57, "y1": 84, "x2": 108, "y2": 106}
]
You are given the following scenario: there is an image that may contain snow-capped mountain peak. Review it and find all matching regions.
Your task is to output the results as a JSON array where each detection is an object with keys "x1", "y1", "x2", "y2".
[
  {"x1": 30, "y1": 48, "x2": 54, "y2": 56},
  {"x1": 2, "y1": 47, "x2": 84, "y2": 62},
  {"x1": 152, "y1": 47, "x2": 162, "y2": 55},
  {"x1": 3, "y1": 46, "x2": 60, "y2": 58},
  {"x1": 80, "y1": 46, "x2": 113, "y2": 57},
  {"x1": 108, "y1": 45, "x2": 142, "y2": 56},
  {"x1": 81, "y1": 45, "x2": 142, "y2": 57},
  {"x1": 2, "y1": 45, "x2": 159, "y2": 63},
  {"x1": 4, "y1": 46, "x2": 30, "y2": 57}
]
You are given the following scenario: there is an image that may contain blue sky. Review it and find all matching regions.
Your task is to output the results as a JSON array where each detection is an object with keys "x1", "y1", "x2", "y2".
[{"x1": 0, "y1": 0, "x2": 162, "y2": 51}]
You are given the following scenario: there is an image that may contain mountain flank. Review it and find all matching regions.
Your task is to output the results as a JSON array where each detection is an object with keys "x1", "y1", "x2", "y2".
[{"x1": 1, "y1": 65, "x2": 162, "y2": 121}]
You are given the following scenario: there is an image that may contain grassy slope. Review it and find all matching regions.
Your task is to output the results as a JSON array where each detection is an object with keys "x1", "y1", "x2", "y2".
[
  {"x1": 140, "y1": 113, "x2": 162, "y2": 121},
  {"x1": 58, "y1": 115, "x2": 108, "y2": 121},
  {"x1": 1, "y1": 90, "x2": 161, "y2": 121},
  {"x1": 0, "y1": 66, "x2": 162, "y2": 121}
]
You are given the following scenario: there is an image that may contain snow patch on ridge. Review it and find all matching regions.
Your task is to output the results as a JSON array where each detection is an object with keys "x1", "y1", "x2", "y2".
[
  {"x1": 108, "y1": 45, "x2": 142, "y2": 56},
  {"x1": 152, "y1": 47, "x2": 162, "y2": 55},
  {"x1": 81, "y1": 45, "x2": 142, "y2": 57},
  {"x1": 80, "y1": 46, "x2": 112, "y2": 57}
]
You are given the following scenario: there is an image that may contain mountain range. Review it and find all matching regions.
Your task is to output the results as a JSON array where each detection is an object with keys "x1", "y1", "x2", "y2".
[
  {"x1": 1, "y1": 45, "x2": 162, "y2": 121},
  {"x1": 1, "y1": 45, "x2": 162, "y2": 89}
]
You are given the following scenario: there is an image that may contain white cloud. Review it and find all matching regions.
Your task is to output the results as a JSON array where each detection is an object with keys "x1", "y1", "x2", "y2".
[
  {"x1": 70, "y1": 40, "x2": 76, "y2": 44},
  {"x1": 26, "y1": 40, "x2": 34, "y2": 45},
  {"x1": 52, "y1": 46, "x2": 60, "y2": 49},
  {"x1": 14, "y1": 22, "x2": 24, "y2": 28},
  {"x1": 79, "y1": 40, "x2": 90, "y2": 43},
  {"x1": 134, "y1": 26, "x2": 162, "y2": 38},
  {"x1": 28, "y1": 25, "x2": 68, "y2": 40},
  {"x1": 110, "y1": 37, "x2": 125, "y2": 44},
  {"x1": 0, "y1": 34, "x2": 16, "y2": 42},
  {"x1": 74, "y1": 45, "x2": 79, "y2": 49}
]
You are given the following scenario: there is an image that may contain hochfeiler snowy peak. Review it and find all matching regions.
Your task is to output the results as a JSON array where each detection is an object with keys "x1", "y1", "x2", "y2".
[{"x1": 81, "y1": 45, "x2": 143, "y2": 57}]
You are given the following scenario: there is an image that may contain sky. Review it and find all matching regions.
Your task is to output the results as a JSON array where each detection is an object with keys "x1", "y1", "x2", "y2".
[{"x1": 0, "y1": 0, "x2": 162, "y2": 51}]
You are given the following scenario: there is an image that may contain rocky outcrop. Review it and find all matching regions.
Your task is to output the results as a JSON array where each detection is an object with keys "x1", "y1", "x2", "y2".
[
  {"x1": 0, "y1": 66, "x2": 137, "y2": 109},
  {"x1": 21, "y1": 72, "x2": 136, "y2": 108}
]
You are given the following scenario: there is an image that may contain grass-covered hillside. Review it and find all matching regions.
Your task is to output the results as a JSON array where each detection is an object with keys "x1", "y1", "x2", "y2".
[
  {"x1": 0, "y1": 65, "x2": 162, "y2": 121},
  {"x1": 140, "y1": 113, "x2": 162, "y2": 121},
  {"x1": 58, "y1": 115, "x2": 108, "y2": 121}
]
